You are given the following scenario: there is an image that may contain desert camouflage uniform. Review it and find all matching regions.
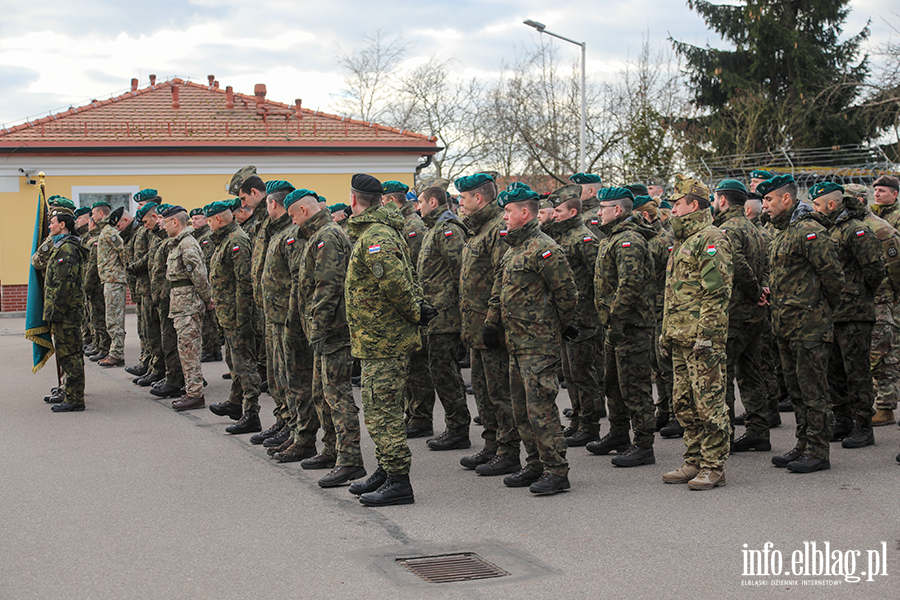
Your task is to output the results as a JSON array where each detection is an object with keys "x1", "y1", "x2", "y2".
[
  {"x1": 663, "y1": 208, "x2": 733, "y2": 469},
  {"x1": 97, "y1": 217, "x2": 127, "y2": 360}
]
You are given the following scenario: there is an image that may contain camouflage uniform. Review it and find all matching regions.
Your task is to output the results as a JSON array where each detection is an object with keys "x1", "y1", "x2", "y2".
[
  {"x1": 544, "y1": 215, "x2": 603, "y2": 435},
  {"x1": 414, "y1": 207, "x2": 470, "y2": 436},
  {"x1": 152, "y1": 230, "x2": 184, "y2": 390},
  {"x1": 345, "y1": 203, "x2": 422, "y2": 476},
  {"x1": 247, "y1": 201, "x2": 270, "y2": 380},
  {"x1": 460, "y1": 202, "x2": 520, "y2": 457},
  {"x1": 84, "y1": 226, "x2": 110, "y2": 355},
  {"x1": 127, "y1": 221, "x2": 152, "y2": 367},
  {"x1": 298, "y1": 208, "x2": 361, "y2": 464},
  {"x1": 142, "y1": 226, "x2": 167, "y2": 379},
  {"x1": 486, "y1": 218, "x2": 578, "y2": 476},
  {"x1": 44, "y1": 235, "x2": 89, "y2": 406},
  {"x1": 646, "y1": 217, "x2": 675, "y2": 416},
  {"x1": 581, "y1": 196, "x2": 603, "y2": 238},
  {"x1": 260, "y1": 212, "x2": 295, "y2": 423},
  {"x1": 210, "y1": 220, "x2": 260, "y2": 412},
  {"x1": 824, "y1": 197, "x2": 885, "y2": 427},
  {"x1": 712, "y1": 205, "x2": 769, "y2": 440},
  {"x1": 193, "y1": 223, "x2": 222, "y2": 357},
  {"x1": 769, "y1": 201, "x2": 845, "y2": 460},
  {"x1": 662, "y1": 208, "x2": 733, "y2": 469},
  {"x1": 871, "y1": 200, "x2": 900, "y2": 231},
  {"x1": 75, "y1": 223, "x2": 92, "y2": 346},
  {"x1": 97, "y1": 217, "x2": 127, "y2": 360}
]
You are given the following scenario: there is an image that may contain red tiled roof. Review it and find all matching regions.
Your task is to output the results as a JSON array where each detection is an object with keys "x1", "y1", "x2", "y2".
[{"x1": 0, "y1": 78, "x2": 439, "y2": 154}]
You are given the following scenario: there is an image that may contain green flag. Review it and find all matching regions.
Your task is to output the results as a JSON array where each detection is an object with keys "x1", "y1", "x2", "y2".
[{"x1": 25, "y1": 188, "x2": 53, "y2": 373}]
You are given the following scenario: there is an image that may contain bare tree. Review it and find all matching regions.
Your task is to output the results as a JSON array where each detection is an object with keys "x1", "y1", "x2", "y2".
[{"x1": 333, "y1": 29, "x2": 409, "y2": 123}]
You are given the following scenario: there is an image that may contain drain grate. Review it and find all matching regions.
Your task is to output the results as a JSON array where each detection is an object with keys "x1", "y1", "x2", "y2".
[{"x1": 397, "y1": 552, "x2": 510, "y2": 584}]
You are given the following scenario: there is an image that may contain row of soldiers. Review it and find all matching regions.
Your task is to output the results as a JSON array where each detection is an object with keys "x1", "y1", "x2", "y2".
[{"x1": 34, "y1": 167, "x2": 900, "y2": 504}]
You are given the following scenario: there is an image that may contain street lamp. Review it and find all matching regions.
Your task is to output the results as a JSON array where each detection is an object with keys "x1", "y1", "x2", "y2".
[{"x1": 523, "y1": 19, "x2": 587, "y2": 173}]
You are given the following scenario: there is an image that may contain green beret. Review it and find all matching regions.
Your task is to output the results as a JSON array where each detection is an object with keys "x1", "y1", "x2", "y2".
[
  {"x1": 633, "y1": 195, "x2": 653, "y2": 209},
  {"x1": 749, "y1": 169, "x2": 774, "y2": 180},
  {"x1": 284, "y1": 188, "x2": 319, "y2": 209},
  {"x1": 597, "y1": 187, "x2": 634, "y2": 202},
  {"x1": 74, "y1": 206, "x2": 91, "y2": 218},
  {"x1": 204, "y1": 201, "x2": 233, "y2": 218},
  {"x1": 329, "y1": 202, "x2": 350, "y2": 214},
  {"x1": 497, "y1": 187, "x2": 540, "y2": 207},
  {"x1": 265, "y1": 180, "x2": 295, "y2": 195},
  {"x1": 49, "y1": 197, "x2": 76, "y2": 212},
  {"x1": 548, "y1": 184, "x2": 581, "y2": 206},
  {"x1": 155, "y1": 203, "x2": 172, "y2": 215},
  {"x1": 230, "y1": 198, "x2": 243, "y2": 211},
  {"x1": 569, "y1": 173, "x2": 602, "y2": 184},
  {"x1": 755, "y1": 175, "x2": 795, "y2": 197},
  {"x1": 189, "y1": 208, "x2": 205, "y2": 217},
  {"x1": 229, "y1": 165, "x2": 257, "y2": 196},
  {"x1": 715, "y1": 179, "x2": 748, "y2": 194},
  {"x1": 454, "y1": 173, "x2": 494, "y2": 193},
  {"x1": 133, "y1": 189, "x2": 159, "y2": 202},
  {"x1": 135, "y1": 202, "x2": 158, "y2": 221},
  {"x1": 625, "y1": 183, "x2": 649, "y2": 197},
  {"x1": 382, "y1": 180, "x2": 409, "y2": 194},
  {"x1": 91, "y1": 200, "x2": 112, "y2": 210},
  {"x1": 659, "y1": 200, "x2": 672, "y2": 210},
  {"x1": 808, "y1": 181, "x2": 844, "y2": 200},
  {"x1": 507, "y1": 182, "x2": 532, "y2": 192},
  {"x1": 318, "y1": 195, "x2": 327, "y2": 204}
]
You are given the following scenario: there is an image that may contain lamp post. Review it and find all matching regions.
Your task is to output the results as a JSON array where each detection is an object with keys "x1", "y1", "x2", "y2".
[{"x1": 523, "y1": 19, "x2": 586, "y2": 173}]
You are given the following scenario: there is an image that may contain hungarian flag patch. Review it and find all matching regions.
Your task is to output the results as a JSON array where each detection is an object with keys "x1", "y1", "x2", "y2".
[
  {"x1": 368, "y1": 244, "x2": 381, "y2": 254},
  {"x1": 856, "y1": 230, "x2": 866, "y2": 237},
  {"x1": 806, "y1": 233, "x2": 817, "y2": 241},
  {"x1": 621, "y1": 242, "x2": 631, "y2": 248},
  {"x1": 541, "y1": 250, "x2": 552, "y2": 259},
  {"x1": 706, "y1": 245, "x2": 717, "y2": 256}
]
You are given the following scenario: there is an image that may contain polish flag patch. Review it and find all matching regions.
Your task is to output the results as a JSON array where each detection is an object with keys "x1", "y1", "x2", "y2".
[
  {"x1": 202, "y1": 240, "x2": 209, "y2": 245},
  {"x1": 232, "y1": 245, "x2": 240, "y2": 252},
  {"x1": 286, "y1": 237, "x2": 295, "y2": 245},
  {"x1": 444, "y1": 230, "x2": 454, "y2": 237},
  {"x1": 499, "y1": 230, "x2": 508, "y2": 237},
  {"x1": 706, "y1": 245, "x2": 717, "y2": 256},
  {"x1": 621, "y1": 242, "x2": 631, "y2": 248},
  {"x1": 541, "y1": 250, "x2": 553, "y2": 259},
  {"x1": 856, "y1": 230, "x2": 866, "y2": 237},
  {"x1": 58, "y1": 258, "x2": 64, "y2": 263},
  {"x1": 590, "y1": 219, "x2": 599, "y2": 225},
  {"x1": 408, "y1": 231, "x2": 417, "y2": 238},
  {"x1": 806, "y1": 233, "x2": 817, "y2": 241},
  {"x1": 583, "y1": 236, "x2": 593, "y2": 242},
  {"x1": 317, "y1": 241, "x2": 325, "y2": 249},
  {"x1": 368, "y1": 244, "x2": 381, "y2": 254},
  {"x1": 668, "y1": 245, "x2": 674, "y2": 252}
]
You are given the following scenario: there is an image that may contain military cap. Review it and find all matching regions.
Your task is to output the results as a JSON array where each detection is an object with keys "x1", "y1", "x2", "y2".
[
  {"x1": 749, "y1": 169, "x2": 774, "y2": 180},
  {"x1": 156, "y1": 203, "x2": 172, "y2": 214},
  {"x1": 351, "y1": 173, "x2": 383, "y2": 195},
  {"x1": 670, "y1": 174, "x2": 710, "y2": 202},
  {"x1": 497, "y1": 187, "x2": 540, "y2": 207},
  {"x1": 329, "y1": 202, "x2": 350, "y2": 214},
  {"x1": 873, "y1": 175, "x2": 899, "y2": 190},
  {"x1": 135, "y1": 202, "x2": 158, "y2": 221},
  {"x1": 133, "y1": 189, "x2": 159, "y2": 203},
  {"x1": 548, "y1": 184, "x2": 581, "y2": 206},
  {"x1": 48, "y1": 195, "x2": 76, "y2": 211},
  {"x1": 625, "y1": 183, "x2": 649, "y2": 197},
  {"x1": 755, "y1": 174, "x2": 795, "y2": 198},
  {"x1": 108, "y1": 206, "x2": 125, "y2": 226},
  {"x1": 454, "y1": 173, "x2": 494, "y2": 193},
  {"x1": 597, "y1": 187, "x2": 635, "y2": 202},
  {"x1": 74, "y1": 206, "x2": 91, "y2": 218},
  {"x1": 633, "y1": 195, "x2": 653, "y2": 209},
  {"x1": 507, "y1": 182, "x2": 533, "y2": 191},
  {"x1": 842, "y1": 183, "x2": 869, "y2": 202},
  {"x1": 284, "y1": 188, "x2": 319, "y2": 209},
  {"x1": 265, "y1": 180, "x2": 295, "y2": 195},
  {"x1": 229, "y1": 165, "x2": 257, "y2": 196},
  {"x1": 415, "y1": 177, "x2": 450, "y2": 195},
  {"x1": 189, "y1": 207, "x2": 205, "y2": 217},
  {"x1": 715, "y1": 179, "x2": 748, "y2": 194},
  {"x1": 91, "y1": 200, "x2": 112, "y2": 210},
  {"x1": 539, "y1": 197, "x2": 553, "y2": 210},
  {"x1": 382, "y1": 180, "x2": 409, "y2": 194},
  {"x1": 569, "y1": 173, "x2": 602, "y2": 184},
  {"x1": 808, "y1": 181, "x2": 844, "y2": 200},
  {"x1": 659, "y1": 200, "x2": 672, "y2": 209},
  {"x1": 160, "y1": 205, "x2": 187, "y2": 218},
  {"x1": 230, "y1": 198, "x2": 242, "y2": 211},
  {"x1": 318, "y1": 195, "x2": 327, "y2": 204},
  {"x1": 204, "y1": 201, "x2": 233, "y2": 218}
]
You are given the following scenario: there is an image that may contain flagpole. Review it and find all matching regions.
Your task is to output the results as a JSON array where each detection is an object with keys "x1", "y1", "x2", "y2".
[{"x1": 37, "y1": 173, "x2": 63, "y2": 390}]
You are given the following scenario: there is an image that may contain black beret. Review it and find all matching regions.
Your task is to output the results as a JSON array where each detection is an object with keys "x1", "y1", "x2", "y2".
[
  {"x1": 351, "y1": 173, "x2": 383, "y2": 195},
  {"x1": 108, "y1": 206, "x2": 125, "y2": 226}
]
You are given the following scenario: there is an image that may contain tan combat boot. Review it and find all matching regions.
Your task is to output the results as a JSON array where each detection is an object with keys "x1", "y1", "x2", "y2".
[
  {"x1": 872, "y1": 409, "x2": 896, "y2": 427},
  {"x1": 688, "y1": 468, "x2": 726, "y2": 490},
  {"x1": 662, "y1": 463, "x2": 700, "y2": 484}
]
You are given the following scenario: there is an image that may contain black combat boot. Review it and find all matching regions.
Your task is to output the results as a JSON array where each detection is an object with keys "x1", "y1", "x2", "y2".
[
  {"x1": 585, "y1": 432, "x2": 630, "y2": 455},
  {"x1": 659, "y1": 416, "x2": 684, "y2": 438},
  {"x1": 830, "y1": 416, "x2": 854, "y2": 442},
  {"x1": 359, "y1": 473, "x2": 414, "y2": 506},
  {"x1": 350, "y1": 466, "x2": 387, "y2": 495},
  {"x1": 841, "y1": 423, "x2": 874, "y2": 449},
  {"x1": 226, "y1": 411, "x2": 262, "y2": 435}
]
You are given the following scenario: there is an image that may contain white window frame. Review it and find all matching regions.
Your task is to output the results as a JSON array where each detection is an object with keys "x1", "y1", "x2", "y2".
[{"x1": 71, "y1": 185, "x2": 141, "y2": 212}]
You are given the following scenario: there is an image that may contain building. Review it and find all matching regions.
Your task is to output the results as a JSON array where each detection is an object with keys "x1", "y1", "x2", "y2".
[{"x1": 0, "y1": 75, "x2": 439, "y2": 311}]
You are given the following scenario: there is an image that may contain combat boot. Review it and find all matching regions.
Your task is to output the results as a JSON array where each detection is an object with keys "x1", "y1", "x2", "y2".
[
  {"x1": 529, "y1": 472, "x2": 570, "y2": 495},
  {"x1": 872, "y1": 409, "x2": 895, "y2": 426},
  {"x1": 51, "y1": 401, "x2": 85, "y2": 412},
  {"x1": 841, "y1": 423, "x2": 874, "y2": 449},
  {"x1": 44, "y1": 388, "x2": 66, "y2": 404},
  {"x1": 662, "y1": 463, "x2": 700, "y2": 484},
  {"x1": 585, "y1": 432, "x2": 630, "y2": 455},
  {"x1": 359, "y1": 473, "x2": 414, "y2": 506},
  {"x1": 125, "y1": 363, "x2": 148, "y2": 376},
  {"x1": 688, "y1": 468, "x2": 726, "y2": 490},
  {"x1": 610, "y1": 444, "x2": 655, "y2": 467},
  {"x1": 136, "y1": 372, "x2": 164, "y2": 387},
  {"x1": 250, "y1": 420, "x2": 284, "y2": 445},
  {"x1": 503, "y1": 467, "x2": 542, "y2": 487},
  {"x1": 268, "y1": 438, "x2": 295, "y2": 458},
  {"x1": 172, "y1": 395, "x2": 205, "y2": 411},
  {"x1": 83, "y1": 344, "x2": 98, "y2": 357},
  {"x1": 426, "y1": 431, "x2": 471, "y2": 451},
  {"x1": 786, "y1": 453, "x2": 830, "y2": 473},
  {"x1": 656, "y1": 411, "x2": 670, "y2": 431},
  {"x1": 350, "y1": 466, "x2": 387, "y2": 495},
  {"x1": 262, "y1": 425, "x2": 292, "y2": 448},
  {"x1": 89, "y1": 351, "x2": 108, "y2": 362},
  {"x1": 405, "y1": 423, "x2": 434, "y2": 438},
  {"x1": 830, "y1": 416, "x2": 854, "y2": 442},
  {"x1": 319, "y1": 465, "x2": 367, "y2": 488},
  {"x1": 562, "y1": 422, "x2": 579, "y2": 437},
  {"x1": 460, "y1": 448, "x2": 495, "y2": 469},
  {"x1": 771, "y1": 447, "x2": 804, "y2": 468},
  {"x1": 226, "y1": 411, "x2": 261, "y2": 435},
  {"x1": 475, "y1": 454, "x2": 521, "y2": 476},
  {"x1": 151, "y1": 383, "x2": 183, "y2": 398},
  {"x1": 300, "y1": 453, "x2": 336, "y2": 470},
  {"x1": 209, "y1": 401, "x2": 243, "y2": 420},
  {"x1": 566, "y1": 424, "x2": 600, "y2": 447},
  {"x1": 659, "y1": 416, "x2": 684, "y2": 438},
  {"x1": 731, "y1": 433, "x2": 772, "y2": 452}
]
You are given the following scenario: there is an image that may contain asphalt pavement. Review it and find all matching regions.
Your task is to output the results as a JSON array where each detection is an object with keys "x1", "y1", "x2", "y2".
[{"x1": 1, "y1": 314, "x2": 897, "y2": 599}]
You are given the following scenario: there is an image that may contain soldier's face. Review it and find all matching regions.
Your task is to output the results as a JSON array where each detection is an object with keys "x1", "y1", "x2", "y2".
[
  {"x1": 49, "y1": 216, "x2": 64, "y2": 236},
  {"x1": 874, "y1": 186, "x2": 898, "y2": 205},
  {"x1": 537, "y1": 207, "x2": 555, "y2": 225},
  {"x1": 503, "y1": 204, "x2": 530, "y2": 230},
  {"x1": 459, "y1": 191, "x2": 481, "y2": 215},
  {"x1": 749, "y1": 178, "x2": 766, "y2": 193},
  {"x1": 75, "y1": 214, "x2": 90, "y2": 228},
  {"x1": 762, "y1": 192, "x2": 791, "y2": 218},
  {"x1": 91, "y1": 208, "x2": 103, "y2": 223},
  {"x1": 191, "y1": 215, "x2": 207, "y2": 229},
  {"x1": 553, "y1": 203, "x2": 578, "y2": 222},
  {"x1": 648, "y1": 185, "x2": 664, "y2": 198},
  {"x1": 241, "y1": 188, "x2": 265, "y2": 209},
  {"x1": 671, "y1": 197, "x2": 698, "y2": 217},
  {"x1": 598, "y1": 202, "x2": 620, "y2": 225},
  {"x1": 163, "y1": 216, "x2": 179, "y2": 237}
]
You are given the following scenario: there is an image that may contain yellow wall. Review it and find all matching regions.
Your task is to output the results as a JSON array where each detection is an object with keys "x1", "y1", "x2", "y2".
[{"x1": 0, "y1": 172, "x2": 414, "y2": 286}]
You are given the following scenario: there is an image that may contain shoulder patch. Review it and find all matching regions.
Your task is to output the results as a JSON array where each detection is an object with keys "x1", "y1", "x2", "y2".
[
  {"x1": 372, "y1": 262, "x2": 384, "y2": 278},
  {"x1": 232, "y1": 245, "x2": 240, "y2": 252},
  {"x1": 889, "y1": 247, "x2": 898, "y2": 258},
  {"x1": 444, "y1": 230, "x2": 454, "y2": 237},
  {"x1": 58, "y1": 257, "x2": 64, "y2": 263},
  {"x1": 583, "y1": 236, "x2": 592, "y2": 242},
  {"x1": 706, "y1": 244, "x2": 717, "y2": 256},
  {"x1": 368, "y1": 244, "x2": 381, "y2": 254},
  {"x1": 590, "y1": 219, "x2": 599, "y2": 225},
  {"x1": 202, "y1": 240, "x2": 209, "y2": 245},
  {"x1": 621, "y1": 241, "x2": 631, "y2": 248},
  {"x1": 286, "y1": 237, "x2": 295, "y2": 245},
  {"x1": 317, "y1": 241, "x2": 325, "y2": 249},
  {"x1": 806, "y1": 233, "x2": 817, "y2": 241},
  {"x1": 408, "y1": 231, "x2": 417, "y2": 238},
  {"x1": 856, "y1": 230, "x2": 866, "y2": 238},
  {"x1": 667, "y1": 245, "x2": 674, "y2": 252},
  {"x1": 541, "y1": 250, "x2": 553, "y2": 259},
  {"x1": 499, "y1": 230, "x2": 508, "y2": 237}
]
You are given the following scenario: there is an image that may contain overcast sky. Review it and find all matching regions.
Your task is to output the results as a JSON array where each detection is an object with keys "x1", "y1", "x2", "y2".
[{"x1": 0, "y1": 0, "x2": 896, "y2": 127}]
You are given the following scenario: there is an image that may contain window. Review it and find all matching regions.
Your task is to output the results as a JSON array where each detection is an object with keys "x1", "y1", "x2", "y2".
[{"x1": 71, "y1": 185, "x2": 140, "y2": 213}]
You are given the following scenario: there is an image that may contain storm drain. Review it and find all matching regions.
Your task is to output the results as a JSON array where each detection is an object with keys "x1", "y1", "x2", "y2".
[{"x1": 397, "y1": 552, "x2": 510, "y2": 583}]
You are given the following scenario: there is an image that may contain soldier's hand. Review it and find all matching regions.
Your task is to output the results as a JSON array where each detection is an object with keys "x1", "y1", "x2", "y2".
[
  {"x1": 562, "y1": 325, "x2": 580, "y2": 342},
  {"x1": 658, "y1": 335, "x2": 669, "y2": 358},
  {"x1": 692, "y1": 339, "x2": 714, "y2": 356},
  {"x1": 418, "y1": 302, "x2": 438, "y2": 326},
  {"x1": 482, "y1": 325, "x2": 502, "y2": 349},
  {"x1": 207, "y1": 299, "x2": 215, "y2": 312}
]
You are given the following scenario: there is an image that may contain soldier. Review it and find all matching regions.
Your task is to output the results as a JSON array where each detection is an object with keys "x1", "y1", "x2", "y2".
[
  {"x1": 543, "y1": 184, "x2": 603, "y2": 446},
  {"x1": 457, "y1": 173, "x2": 522, "y2": 476},
  {"x1": 286, "y1": 189, "x2": 366, "y2": 484},
  {"x1": 808, "y1": 182, "x2": 884, "y2": 448},
  {"x1": 204, "y1": 202, "x2": 263, "y2": 433},
  {"x1": 660, "y1": 176, "x2": 733, "y2": 490},
  {"x1": 83, "y1": 207, "x2": 111, "y2": 363},
  {"x1": 760, "y1": 175, "x2": 845, "y2": 473},
  {"x1": 482, "y1": 187, "x2": 578, "y2": 494},
  {"x1": 345, "y1": 173, "x2": 431, "y2": 506},
  {"x1": 124, "y1": 191, "x2": 153, "y2": 378},
  {"x1": 93, "y1": 200, "x2": 126, "y2": 367},
  {"x1": 161, "y1": 205, "x2": 211, "y2": 411},
  {"x1": 42, "y1": 213, "x2": 89, "y2": 412},
  {"x1": 191, "y1": 208, "x2": 222, "y2": 363},
  {"x1": 411, "y1": 186, "x2": 472, "y2": 451},
  {"x1": 73, "y1": 207, "x2": 93, "y2": 358},
  {"x1": 537, "y1": 196, "x2": 556, "y2": 227},
  {"x1": 133, "y1": 202, "x2": 166, "y2": 387},
  {"x1": 748, "y1": 169, "x2": 775, "y2": 194},
  {"x1": 589, "y1": 187, "x2": 659, "y2": 468},
  {"x1": 569, "y1": 173, "x2": 603, "y2": 237},
  {"x1": 871, "y1": 175, "x2": 900, "y2": 230}
]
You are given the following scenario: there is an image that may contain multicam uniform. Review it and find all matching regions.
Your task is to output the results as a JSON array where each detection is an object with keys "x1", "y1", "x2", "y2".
[{"x1": 97, "y1": 217, "x2": 127, "y2": 361}]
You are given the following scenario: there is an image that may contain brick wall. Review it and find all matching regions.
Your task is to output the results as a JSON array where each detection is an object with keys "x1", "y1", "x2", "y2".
[{"x1": 1, "y1": 284, "x2": 135, "y2": 312}]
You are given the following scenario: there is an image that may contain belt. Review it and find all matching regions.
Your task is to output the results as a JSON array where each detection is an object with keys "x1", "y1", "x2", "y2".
[{"x1": 169, "y1": 279, "x2": 193, "y2": 288}]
